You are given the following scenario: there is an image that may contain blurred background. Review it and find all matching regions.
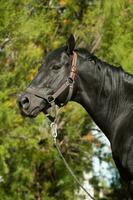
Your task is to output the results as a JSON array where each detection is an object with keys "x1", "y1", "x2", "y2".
[{"x1": 0, "y1": 0, "x2": 133, "y2": 199}]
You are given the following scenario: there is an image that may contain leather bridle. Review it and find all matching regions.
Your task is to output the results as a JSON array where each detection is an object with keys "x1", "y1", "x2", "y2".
[{"x1": 26, "y1": 51, "x2": 78, "y2": 107}]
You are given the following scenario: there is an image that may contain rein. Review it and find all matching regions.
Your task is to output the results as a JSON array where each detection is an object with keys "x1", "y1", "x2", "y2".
[{"x1": 49, "y1": 106, "x2": 95, "y2": 200}]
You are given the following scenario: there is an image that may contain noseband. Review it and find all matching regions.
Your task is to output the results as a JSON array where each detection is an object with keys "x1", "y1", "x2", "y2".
[{"x1": 26, "y1": 51, "x2": 78, "y2": 107}]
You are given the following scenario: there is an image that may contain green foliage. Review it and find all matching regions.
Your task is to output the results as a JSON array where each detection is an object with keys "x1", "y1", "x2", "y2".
[{"x1": 0, "y1": 0, "x2": 132, "y2": 199}]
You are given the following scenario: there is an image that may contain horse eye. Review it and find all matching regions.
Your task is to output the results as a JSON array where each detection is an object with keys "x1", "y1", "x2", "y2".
[{"x1": 52, "y1": 65, "x2": 61, "y2": 70}]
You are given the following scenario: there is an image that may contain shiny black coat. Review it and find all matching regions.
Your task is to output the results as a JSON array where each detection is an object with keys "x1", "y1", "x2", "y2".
[{"x1": 19, "y1": 35, "x2": 133, "y2": 198}]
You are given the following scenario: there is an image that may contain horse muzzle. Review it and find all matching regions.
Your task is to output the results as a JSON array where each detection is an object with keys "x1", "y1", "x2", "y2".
[{"x1": 18, "y1": 92, "x2": 48, "y2": 117}]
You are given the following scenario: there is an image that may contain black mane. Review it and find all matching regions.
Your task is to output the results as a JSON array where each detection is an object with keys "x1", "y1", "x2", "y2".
[{"x1": 77, "y1": 48, "x2": 133, "y2": 98}]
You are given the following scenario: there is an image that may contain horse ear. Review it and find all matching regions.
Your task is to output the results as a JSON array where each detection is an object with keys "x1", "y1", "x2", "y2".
[{"x1": 67, "y1": 34, "x2": 76, "y2": 55}]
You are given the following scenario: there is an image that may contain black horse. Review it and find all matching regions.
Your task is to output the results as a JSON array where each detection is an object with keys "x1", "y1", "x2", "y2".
[{"x1": 18, "y1": 35, "x2": 133, "y2": 198}]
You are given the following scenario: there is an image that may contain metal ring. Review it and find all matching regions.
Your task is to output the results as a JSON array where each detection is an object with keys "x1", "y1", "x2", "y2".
[
  {"x1": 47, "y1": 95, "x2": 55, "y2": 103},
  {"x1": 67, "y1": 77, "x2": 74, "y2": 85}
]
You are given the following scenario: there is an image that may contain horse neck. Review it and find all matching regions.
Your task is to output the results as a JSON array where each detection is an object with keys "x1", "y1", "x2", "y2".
[{"x1": 74, "y1": 54, "x2": 121, "y2": 140}]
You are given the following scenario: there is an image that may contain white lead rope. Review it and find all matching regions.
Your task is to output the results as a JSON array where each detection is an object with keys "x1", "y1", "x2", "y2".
[{"x1": 50, "y1": 122, "x2": 95, "y2": 200}]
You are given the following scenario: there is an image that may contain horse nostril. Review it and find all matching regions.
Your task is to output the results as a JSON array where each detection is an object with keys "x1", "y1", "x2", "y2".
[
  {"x1": 22, "y1": 97, "x2": 29, "y2": 104},
  {"x1": 20, "y1": 96, "x2": 30, "y2": 110}
]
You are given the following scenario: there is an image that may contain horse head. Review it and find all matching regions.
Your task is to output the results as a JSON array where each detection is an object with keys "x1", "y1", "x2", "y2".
[{"x1": 18, "y1": 35, "x2": 78, "y2": 117}]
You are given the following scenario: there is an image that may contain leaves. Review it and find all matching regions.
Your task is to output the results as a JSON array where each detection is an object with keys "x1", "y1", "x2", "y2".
[{"x1": 0, "y1": 0, "x2": 132, "y2": 199}]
